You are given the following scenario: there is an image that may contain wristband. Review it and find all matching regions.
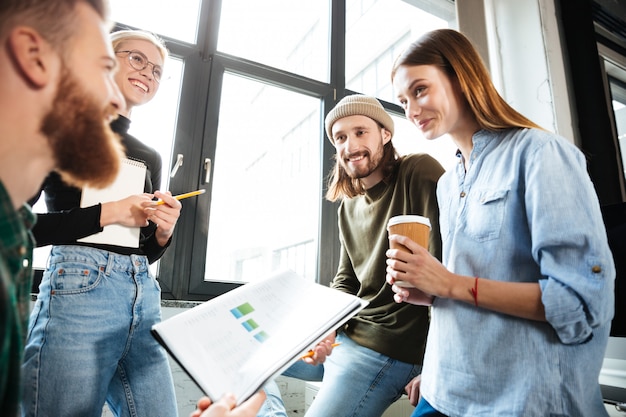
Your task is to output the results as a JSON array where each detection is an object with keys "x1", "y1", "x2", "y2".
[{"x1": 470, "y1": 276, "x2": 479, "y2": 307}]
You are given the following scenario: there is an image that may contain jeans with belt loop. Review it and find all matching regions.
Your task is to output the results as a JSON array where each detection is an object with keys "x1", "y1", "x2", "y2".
[{"x1": 21, "y1": 245, "x2": 177, "y2": 417}]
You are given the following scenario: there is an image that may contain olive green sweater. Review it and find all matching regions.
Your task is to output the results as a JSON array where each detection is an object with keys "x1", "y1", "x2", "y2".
[{"x1": 332, "y1": 153, "x2": 444, "y2": 364}]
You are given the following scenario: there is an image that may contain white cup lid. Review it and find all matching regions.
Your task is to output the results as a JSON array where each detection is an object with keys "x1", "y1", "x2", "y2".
[{"x1": 387, "y1": 215, "x2": 431, "y2": 229}]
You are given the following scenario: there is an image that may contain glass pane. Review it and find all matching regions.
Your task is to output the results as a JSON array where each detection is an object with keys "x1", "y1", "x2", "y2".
[
  {"x1": 31, "y1": 200, "x2": 50, "y2": 270},
  {"x1": 31, "y1": 57, "x2": 184, "y2": 272},
  {"x1": 609, "y1": 80, "x2": 626, "y2": 180},
  {"x1": 391, "y1": 114, "x2": 458, "y2": 171},
  {"x1": 205, "y1": 73, "x2": 321, "y2": 283},
  {"x1": 346, "y1": 0, "x2": 454, "y2": 103},
  {"x1": 218, "y1": 1, "x2": 330, "y2": 82},
  {"x1": 109, "y1": 0, "x2": 201, "y2": 44}
]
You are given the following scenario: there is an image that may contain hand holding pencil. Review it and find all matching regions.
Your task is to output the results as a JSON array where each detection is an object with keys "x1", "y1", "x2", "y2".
[
  {"x1": 148, "y1": 190, "x2": 202, "y2": 247},
  {"x1": 301, "y1": 342, "x2": 341, "y2": 360},
  {"x1": 155, "y1": 189, "x2": 205, "y2": 205}
]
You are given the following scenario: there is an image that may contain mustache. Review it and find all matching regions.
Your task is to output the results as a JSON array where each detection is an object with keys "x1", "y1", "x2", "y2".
[
  {"x1": 344, "y1": 150, "x2": 369, "y2": 160},
  {"x1": 41, "y1": 68, "x2": 126, "y2": 190}
]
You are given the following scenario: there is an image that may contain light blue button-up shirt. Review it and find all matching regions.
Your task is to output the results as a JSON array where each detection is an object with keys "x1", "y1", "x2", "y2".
[{"x1": 421, "y1": 129, "x2": 615, "y2": 417}]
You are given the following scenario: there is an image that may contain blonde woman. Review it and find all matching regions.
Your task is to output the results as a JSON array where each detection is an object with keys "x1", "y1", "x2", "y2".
[{"x1": 22, "y1": 30, "x2": 182, "y2": 417}]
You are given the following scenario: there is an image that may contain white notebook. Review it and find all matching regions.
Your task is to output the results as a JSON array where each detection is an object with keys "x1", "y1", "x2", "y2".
[
  {"x1": 151, "y1": 269, "x2": 368, "y2": 405},
  {"x1": 77, "y1": 157, "x2": 146, "y2": 248}
]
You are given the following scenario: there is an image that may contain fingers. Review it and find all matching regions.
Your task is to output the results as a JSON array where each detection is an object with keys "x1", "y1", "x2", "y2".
[
  {"x1": 153, "y1": 190, "x2": 182, "y2": 209},
  {"x1": 405, "y1": 375, "x2": 422, "y2": 406},
  {"x1": 146, "y1": 207, "x2": 178, "y2": 229},
  {"x1": 391, "y1": 285, "x2": 410, "y2": 303},
  {"x1": 387, "y1": 234, "x2": 422, "y2": 255},
  {"x1": 199, "y1": 393, "x2": 236, "y2": 417},
  {"x1": 190, "y1": 396, "x2": 212, "y2": 417},
  {"x1": 231, "y1": 391, "x2": 266, "y2": 416},
  {"x1": 196, "y1": 392, "x2": 265, "y2": 417},
  {"x1": 144, "y1": 190, "x2": 182, "y2": 233},
  {"x1": 303, "y1": 343, "x2": 331, "y2": 365}
]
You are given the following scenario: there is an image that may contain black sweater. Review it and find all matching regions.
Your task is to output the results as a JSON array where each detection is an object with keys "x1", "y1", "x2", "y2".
[{"x1": 29, "y1": 115, "x2": 169, "y2": 264}]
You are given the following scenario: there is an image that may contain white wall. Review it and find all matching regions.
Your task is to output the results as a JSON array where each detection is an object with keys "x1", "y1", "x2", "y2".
[{"x1": 456, "y1": 0, "x2": 577, "y2": 142}]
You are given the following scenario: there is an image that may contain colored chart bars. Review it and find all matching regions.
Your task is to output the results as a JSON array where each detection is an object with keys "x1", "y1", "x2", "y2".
[{"x1": 230, "y1": 302, "x2": 270, "y2": 342}]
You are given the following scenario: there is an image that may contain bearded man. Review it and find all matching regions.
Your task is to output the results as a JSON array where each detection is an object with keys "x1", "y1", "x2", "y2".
[
  {"x1": 0, "y1": 0, "x2": 124, "y2": 415},
  {"x1": 260, "y1": 94, "x2": 445, "y2": 417}
]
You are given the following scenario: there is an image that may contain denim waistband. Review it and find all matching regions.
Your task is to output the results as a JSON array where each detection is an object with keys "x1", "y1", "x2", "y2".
[{"x1": 48, "y1": 245, "x2": 149, "y2": 275}]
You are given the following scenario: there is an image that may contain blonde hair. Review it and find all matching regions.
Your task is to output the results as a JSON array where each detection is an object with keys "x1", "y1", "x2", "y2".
[
  {"x1": 391, "y1": 29, "x2": 542, "y2": 131},
  {"x1": 110, "y1": 29, "x2": 168, "y2": 62}
]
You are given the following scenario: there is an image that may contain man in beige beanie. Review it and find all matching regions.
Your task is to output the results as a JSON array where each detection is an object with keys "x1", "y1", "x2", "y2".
[
  {"x1": 260, "y1": 94, "x2": 446, "y2": 417},
  {"x1": 325, "y1": 94, "x2": 395, "y2": 142}
]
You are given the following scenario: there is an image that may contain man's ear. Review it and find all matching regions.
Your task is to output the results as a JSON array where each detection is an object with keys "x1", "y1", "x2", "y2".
[
  {"x1": 381, "y1": 128, "x2": 392, "y2": 145},
  {"x1": 7, "y1": 26, "x2": 56, "y2": 88}
]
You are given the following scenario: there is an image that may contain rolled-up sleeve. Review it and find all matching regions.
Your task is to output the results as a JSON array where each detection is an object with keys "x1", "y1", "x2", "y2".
[
  {"x1": 529, "y1": 139, "x2": 615, "y2": 344},
  {"x1": 540, "y1": 258, "x2": 614, "y2": 344}
]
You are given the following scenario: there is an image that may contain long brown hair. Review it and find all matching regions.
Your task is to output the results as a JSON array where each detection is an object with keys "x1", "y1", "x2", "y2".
[
  {"x1": 391, "y1": 29, "x2": 542, "y2": 131},
  {"x1": 325, "y1": 139, "x2": 400, "y2": 202}
]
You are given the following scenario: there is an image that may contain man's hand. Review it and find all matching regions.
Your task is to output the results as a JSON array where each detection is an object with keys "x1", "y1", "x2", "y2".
[
  {"x1": 301, "y1": 332, "x2": 337, "y2": 365},
  {"x1": 190, "y1": 391, "x2": 266, "y2": 417},
  {"x1": 405, "y1": 374, "x2": 422, "y2": 406}
]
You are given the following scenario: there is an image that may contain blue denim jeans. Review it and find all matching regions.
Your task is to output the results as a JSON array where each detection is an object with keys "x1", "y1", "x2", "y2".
[
  {"x1": 21, "y1": 245, "x2": 177, "y2": 417},
  {"x1": 262, "y1": 334, "x2": 420, "y2": 417},
  {"x1": 412, "y1": 398, "x2": 447, "y2": 417},
  {"x1": 260, "y1": 360, "x2": 324, "y2": 417}
]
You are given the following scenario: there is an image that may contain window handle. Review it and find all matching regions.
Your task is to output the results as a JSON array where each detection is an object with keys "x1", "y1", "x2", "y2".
[
  {"x1": 204, "y1": 158, "x2": 212, "y2": 184},
  {"x1": 170, "y1": 154, "x2": 184, "y2": 178}
]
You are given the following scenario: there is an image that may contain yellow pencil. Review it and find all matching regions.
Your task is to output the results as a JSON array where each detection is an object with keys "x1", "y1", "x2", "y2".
[
  {"x1": 300, "y1": 342, "x2": 341, "y2": 359},
  {"x1": 155, "y1": 189, "x2": 206, "y2": 205}
]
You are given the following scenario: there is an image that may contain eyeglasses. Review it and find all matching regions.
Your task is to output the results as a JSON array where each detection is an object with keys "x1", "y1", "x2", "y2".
[{"x1": 116, "y1": 50, "x2": 163, "y2": 83}]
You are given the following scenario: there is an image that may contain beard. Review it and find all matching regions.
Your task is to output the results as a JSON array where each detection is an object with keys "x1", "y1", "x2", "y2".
[
  {"x1": 339, "y1": 140, "x2": 385, "y2": 180},
  {"x1": 41, "y1": 66, "x2": 125, "y2": 189}
]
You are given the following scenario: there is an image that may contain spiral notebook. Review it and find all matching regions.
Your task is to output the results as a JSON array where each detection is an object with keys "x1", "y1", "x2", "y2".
[{"x1": 77, "y1": 157, "x2": 146, "y2": 248}]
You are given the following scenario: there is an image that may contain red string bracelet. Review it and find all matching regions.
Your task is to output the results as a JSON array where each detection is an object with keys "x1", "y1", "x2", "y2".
[{"x1": 470, "y1": 277, "x2": 479, "y2": 307}]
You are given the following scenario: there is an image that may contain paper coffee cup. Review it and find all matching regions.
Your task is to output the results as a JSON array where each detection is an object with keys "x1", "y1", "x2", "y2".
[{"x1": 387, "y1": 215, "x2": 431, "y2": 288}]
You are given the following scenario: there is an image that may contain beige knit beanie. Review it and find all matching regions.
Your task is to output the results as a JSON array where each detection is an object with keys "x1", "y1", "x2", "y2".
[{"x1": 325, "y1": 94, "x2": 394, "y2": 143}]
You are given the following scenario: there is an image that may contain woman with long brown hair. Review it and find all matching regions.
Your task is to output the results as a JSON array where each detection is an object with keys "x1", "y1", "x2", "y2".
[{"x1": 386, "y1": 29, "x2": 615, "y2": 417}]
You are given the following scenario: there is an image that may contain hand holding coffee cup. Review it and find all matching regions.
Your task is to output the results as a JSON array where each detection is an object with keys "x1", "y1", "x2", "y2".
[{"x1": 387, "y1": 215, "x2": 431, "y2": 287}]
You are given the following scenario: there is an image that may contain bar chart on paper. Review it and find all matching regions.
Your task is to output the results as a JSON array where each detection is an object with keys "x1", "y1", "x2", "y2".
[{"x1": 230, "y1": 302, "x2": 270, "y2": 343}]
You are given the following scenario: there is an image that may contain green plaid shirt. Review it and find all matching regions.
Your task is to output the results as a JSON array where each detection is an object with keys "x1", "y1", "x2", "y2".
[{"x1": 0, "y1": 181, "x2": 35, "y2": 417}]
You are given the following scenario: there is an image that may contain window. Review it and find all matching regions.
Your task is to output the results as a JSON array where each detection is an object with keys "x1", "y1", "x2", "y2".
[
  {"x1": 391, "y1": 115, "x2": 458, "y2": 170},
  {"x1": 109, "y1": 0, "x2": 202, "y2": 44},
  {"x1": 345, "y1": 0, "x2": 453, "y2": 103},
  {"x1": 203, "y1": 73, "x2": 321, "y2": 284},
  {"x1": 604, "y1": 59, "x2": 626, "y2": 182},
  {"x1": 32, "y1": 0, "x2": 457, "y2": 300},
  {"x1": 218, "y1": 1, "x2": 331, "y2": 82}
]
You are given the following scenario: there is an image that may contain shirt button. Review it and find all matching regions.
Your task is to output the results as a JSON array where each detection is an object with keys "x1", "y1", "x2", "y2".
[
  {"x1": 591, "y1": 265, "x2": 602, "y2": 274},
  {"x1": 460, "y1": 191, "x2": 466, "y2": 198},
  {"x1": 19, "y1": 246, "x2": 27, "y2": 255}
]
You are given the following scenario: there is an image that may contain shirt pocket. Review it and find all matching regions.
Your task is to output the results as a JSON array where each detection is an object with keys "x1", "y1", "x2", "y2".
[{"x1": 465, "y1": 188, "x2": 508, "y2": 242}]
